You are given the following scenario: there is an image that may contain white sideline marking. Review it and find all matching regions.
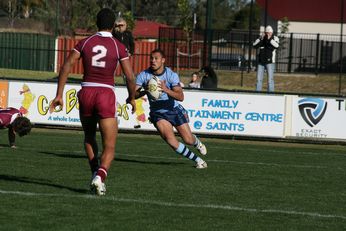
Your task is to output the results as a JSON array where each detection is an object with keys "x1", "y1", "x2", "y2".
[{"x1": 0, "y1": 189, "x2": 345, "y2": 220}]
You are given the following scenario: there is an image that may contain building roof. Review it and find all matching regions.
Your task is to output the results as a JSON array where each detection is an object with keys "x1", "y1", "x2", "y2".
[
  {"x1": 256, "y1": 0, "x2": 346, "y2": 23},
  {"x1": 133, "y1": 20, "x2": 170, "y2": 38}
]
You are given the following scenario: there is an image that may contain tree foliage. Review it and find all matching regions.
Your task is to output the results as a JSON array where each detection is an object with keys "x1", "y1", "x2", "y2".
[
  {"x1": 0, "y1": 0, "x2": 261, "y2": 35},
  {"x1": 229, "y1": 1, "x2": 261, "y2": 30}
]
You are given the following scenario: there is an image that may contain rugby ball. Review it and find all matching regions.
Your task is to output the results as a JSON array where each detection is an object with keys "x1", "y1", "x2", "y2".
[{"x1": 147, "y1": 76, "x2": 162, "y2": 100}]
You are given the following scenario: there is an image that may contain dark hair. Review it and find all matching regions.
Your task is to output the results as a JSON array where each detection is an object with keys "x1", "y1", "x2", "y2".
[
  {"x1": 200, "y1": 66, "x2": 216, "y2": 76},
  {"x1": 151, "y1": 48, "x2": 165, "y2": 58},
  {"x1": 97, "y1": 8, "x2": 115, "y2": 30},
  {"x1": 12, "y1": 117, "x2": 32, "y2": 137},
  {"x1": 200, "y1": 65, "x2": 218, "y2": 88}
]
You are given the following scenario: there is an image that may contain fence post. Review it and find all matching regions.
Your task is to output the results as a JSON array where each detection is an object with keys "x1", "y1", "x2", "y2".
[
  {"x1": 288, "y1": 33, "x2": 293, "y2": 73},
  {"x1": 176, "y1": 48, "x2": 179, "y2": 75},
  {"x1": 315, "y1": 33, "x2": 320, "y2": 75},
  {"x1": 298, "y1": 38, "x2": 303, "y2": 71},
  {"x1": 241, "y1": 33, "x2": 246, "y2": 87}
]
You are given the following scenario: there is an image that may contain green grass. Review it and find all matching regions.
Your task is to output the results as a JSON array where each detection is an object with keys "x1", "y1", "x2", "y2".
[{"x1": 0, "y1": 128, "x2": 345, "y2": 230}]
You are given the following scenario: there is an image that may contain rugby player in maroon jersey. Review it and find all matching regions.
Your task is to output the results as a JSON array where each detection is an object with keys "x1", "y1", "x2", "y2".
[
  {"x1": 0, "y1": 107, "x2": 31, "y2": 148},
  {"x1": 50, "y1": 8, "x2": 136, "y2": 196}
]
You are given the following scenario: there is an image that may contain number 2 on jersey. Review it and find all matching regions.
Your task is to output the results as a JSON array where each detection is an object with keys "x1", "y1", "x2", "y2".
[{"x1": 92, "y1": 45, "x2": 107, "y2": 68}]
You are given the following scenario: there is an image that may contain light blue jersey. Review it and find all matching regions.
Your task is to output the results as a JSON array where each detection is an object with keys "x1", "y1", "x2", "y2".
[{"x1": 136, "y1": 67, "x2": 181, "y2": 113}]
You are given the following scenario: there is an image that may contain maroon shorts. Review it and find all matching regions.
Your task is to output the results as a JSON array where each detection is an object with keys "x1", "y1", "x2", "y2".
[{"x1": 77, "y1": 87, "x2": 117, "y2": 119}]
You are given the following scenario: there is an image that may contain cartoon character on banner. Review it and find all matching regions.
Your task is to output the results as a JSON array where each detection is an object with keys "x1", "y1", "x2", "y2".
[
  {"x1": 19, "y1": 84, "x2": 35, "y2": 115},
  {"x1": 134, "y1": 96, "x2": 148, "y2": 128}
]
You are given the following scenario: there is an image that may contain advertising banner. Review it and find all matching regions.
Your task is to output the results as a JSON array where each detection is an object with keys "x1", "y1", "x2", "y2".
[
  {"x1": 182, "y1": 91, "x2": 285, "y2": 137},
  {"x1": 0, "y1": 81, "x2": 9, "y2": 108},
  {"x1": 291, "y1": 96, "x2": 346, "y2": 140},
  {"x1": 8, "y1": 81, "x2": 81, "y2": 126},
  {"x1": 6, "y1": 81, "x2": 286, "y2": 138}
]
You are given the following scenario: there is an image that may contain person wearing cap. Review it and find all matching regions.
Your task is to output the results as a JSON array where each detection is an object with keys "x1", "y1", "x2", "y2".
[
  {"x1": 112, "y1": 17, "x2": 135, "y2": 56},
  {"x1": 253, "y1": 25, "x2": 279, "y2": 92}
]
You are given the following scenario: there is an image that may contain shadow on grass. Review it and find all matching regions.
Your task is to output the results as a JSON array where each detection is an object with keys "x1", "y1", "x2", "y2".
[
  {"x1": 115, "y1": 157, "x2": 184, "y2": 166},
  {"x1": 0, "y1": 174, "x2": 89, "y2": 194},
  {"x1": 39, "y1": 151, "x2": 86, "y2": 159}
]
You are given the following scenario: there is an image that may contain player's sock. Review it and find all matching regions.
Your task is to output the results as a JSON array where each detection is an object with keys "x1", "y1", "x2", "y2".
[
  {"x1": 96, "y1": 166, "x2": 108, "y2": 182},
  {"x1": 175, "y1": 142, "x2": 202, "y2": 163},
  {"x1": 89, "y1": 157, "x2": 99, "y2": 175},
  {"x1": 193, "y1": 135, "x2": 201, "y2": 147}
]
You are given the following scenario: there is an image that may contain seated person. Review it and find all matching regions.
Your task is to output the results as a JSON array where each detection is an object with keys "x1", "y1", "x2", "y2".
[
  {"x1": 188, "y1": 72, "x2": 200, "y2": 88},
  {"x1": 0, "y1": 107, "x2": 32, "y2": 148}
]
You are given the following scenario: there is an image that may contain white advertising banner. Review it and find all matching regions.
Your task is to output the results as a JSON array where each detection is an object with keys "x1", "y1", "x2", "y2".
[
  {"x1": 7, "y1": 81, "x2": 149, "y2": 129},
  {"x1": 181, "y1": 90, "x2": 286, "y2": 137},
  {"x1": 291, "y1": 96, "x2": 346, "y2": 140},
  {"x1": 7, "y1": 81, "x2": 286, "y2": 138},
  {"x1": 8, "y1": 81, "x2": 82, "y2": 126}
]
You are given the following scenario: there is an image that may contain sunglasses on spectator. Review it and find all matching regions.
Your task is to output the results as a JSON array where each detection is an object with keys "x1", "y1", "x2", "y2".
[{"x1": 116, "y1": 24, "x2": 125, "y2": 27}]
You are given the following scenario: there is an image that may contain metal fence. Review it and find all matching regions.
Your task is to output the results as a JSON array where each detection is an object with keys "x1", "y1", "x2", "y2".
[
  {"x1": 0, "y1": 32, "x2": 56, "y2": 71},
  {"x1": 158, "y1": 28, "x2": 346, "y2": 74},
  {"x1": 0, "y1": 30, "x2": 345, "y2": 75}
]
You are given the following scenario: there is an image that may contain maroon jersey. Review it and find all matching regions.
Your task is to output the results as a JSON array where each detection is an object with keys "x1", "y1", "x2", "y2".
[
  {"x1": 0, "y1": 107, "x2": 21, "y2": 128},
  {"x1": 74, "y1": 31, "x2": 129, "y2": 86}
]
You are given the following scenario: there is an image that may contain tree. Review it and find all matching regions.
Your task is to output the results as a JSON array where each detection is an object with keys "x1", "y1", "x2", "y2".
[
  {"x1": 21, "y1": 0, "x2": 44, "y2": 18},
  {"x1": 228, "y1": 1, "x2": 261, "y2": 30},
  {"x1": 121, "y1": 11, "x2": 135, "y2": 31},
  {"x1": 0, "y1": 0, "x2": 20, "y2": 27},
  {"x1": 278, "y1": 16, "x2": 290, "y2": 50},
  {"x1": 192, "y1": 0, "x2": 242, "y2": 30},
  {"x1": 135, "y1": 0, "x2": 179, "y2": 25},
  {"x1": 178, "y1": 0, "x2": 193, "y2": 34}
]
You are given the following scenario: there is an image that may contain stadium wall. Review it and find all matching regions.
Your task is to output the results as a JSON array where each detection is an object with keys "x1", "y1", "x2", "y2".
[{"x1": 1, "y1": 79, "x2": 345, "y2": 142}]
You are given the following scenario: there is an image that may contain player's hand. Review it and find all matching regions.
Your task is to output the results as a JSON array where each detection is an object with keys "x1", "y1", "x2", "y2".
[
  {"x1": 126, "y1": 97, "x2": 136, "y2": 114},
  {"x1": 49, "y1": 96, "x2": 63, "y2": 113},
  {"x1": 158, "y1": 80, "x2": 166, "y2": 93}
]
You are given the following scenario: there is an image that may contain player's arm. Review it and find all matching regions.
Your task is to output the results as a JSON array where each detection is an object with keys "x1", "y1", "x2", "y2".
[
  {"x1": 160, "y1": 80, "x2": 184, "y2": 101},
  {"x1": 135, "y1": 85, "x2": 146, "y2": 99},
  {"x1": 49, "y1": 50, "x2": 80, "y2": 113},
  {"x1": 120, "y1": 58, "x2": 136, "y2": 113}
]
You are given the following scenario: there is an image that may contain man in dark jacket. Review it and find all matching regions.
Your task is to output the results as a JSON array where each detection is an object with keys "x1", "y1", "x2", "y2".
[
  {"x1": 253, "y1": 25, "x2": 279, "y2": 92},
  {"x1": 112, "y1": 17, "x2": 135, "y2": 56}
]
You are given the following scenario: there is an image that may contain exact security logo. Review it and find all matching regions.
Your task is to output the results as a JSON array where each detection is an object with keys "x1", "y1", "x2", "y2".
[{"x1": 298, "y1": 98, "x2": 327, "y2": 127}]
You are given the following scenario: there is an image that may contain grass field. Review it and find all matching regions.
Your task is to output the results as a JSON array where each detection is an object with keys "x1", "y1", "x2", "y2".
[{"x1": 0, "y1": 128, "x2": 345, "y2": 230}]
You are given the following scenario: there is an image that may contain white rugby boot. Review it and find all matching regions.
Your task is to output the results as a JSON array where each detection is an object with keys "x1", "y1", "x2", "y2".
[
  {"x1": 196, "y1": 160, "x2": 208, "y2": 169},
  {"x1": 196, "y1": 142, "x2": 207, "y2": 155},
  {"x1": 90, "y1": 175, "x2": 106, "y2": 196}
]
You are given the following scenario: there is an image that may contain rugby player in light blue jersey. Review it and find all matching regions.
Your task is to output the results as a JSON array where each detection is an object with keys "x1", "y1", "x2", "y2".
[{"x1": 136, "y1": 49, "x2": 207, "y2": 169}]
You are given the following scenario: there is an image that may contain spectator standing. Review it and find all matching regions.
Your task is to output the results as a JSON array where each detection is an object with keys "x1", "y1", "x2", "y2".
[
  {"x1": 253, "y1": 25, "x2": 279, "y2": 92},
  {"x1": 188, "y1": 72, "x2": 200, "y2": 88},
  {"x1": 112, "y1": 17, "x2": 135, "y2": 56},
  {"x1": 200, "y1": 66, "x2": 218, "y2": 89}
]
